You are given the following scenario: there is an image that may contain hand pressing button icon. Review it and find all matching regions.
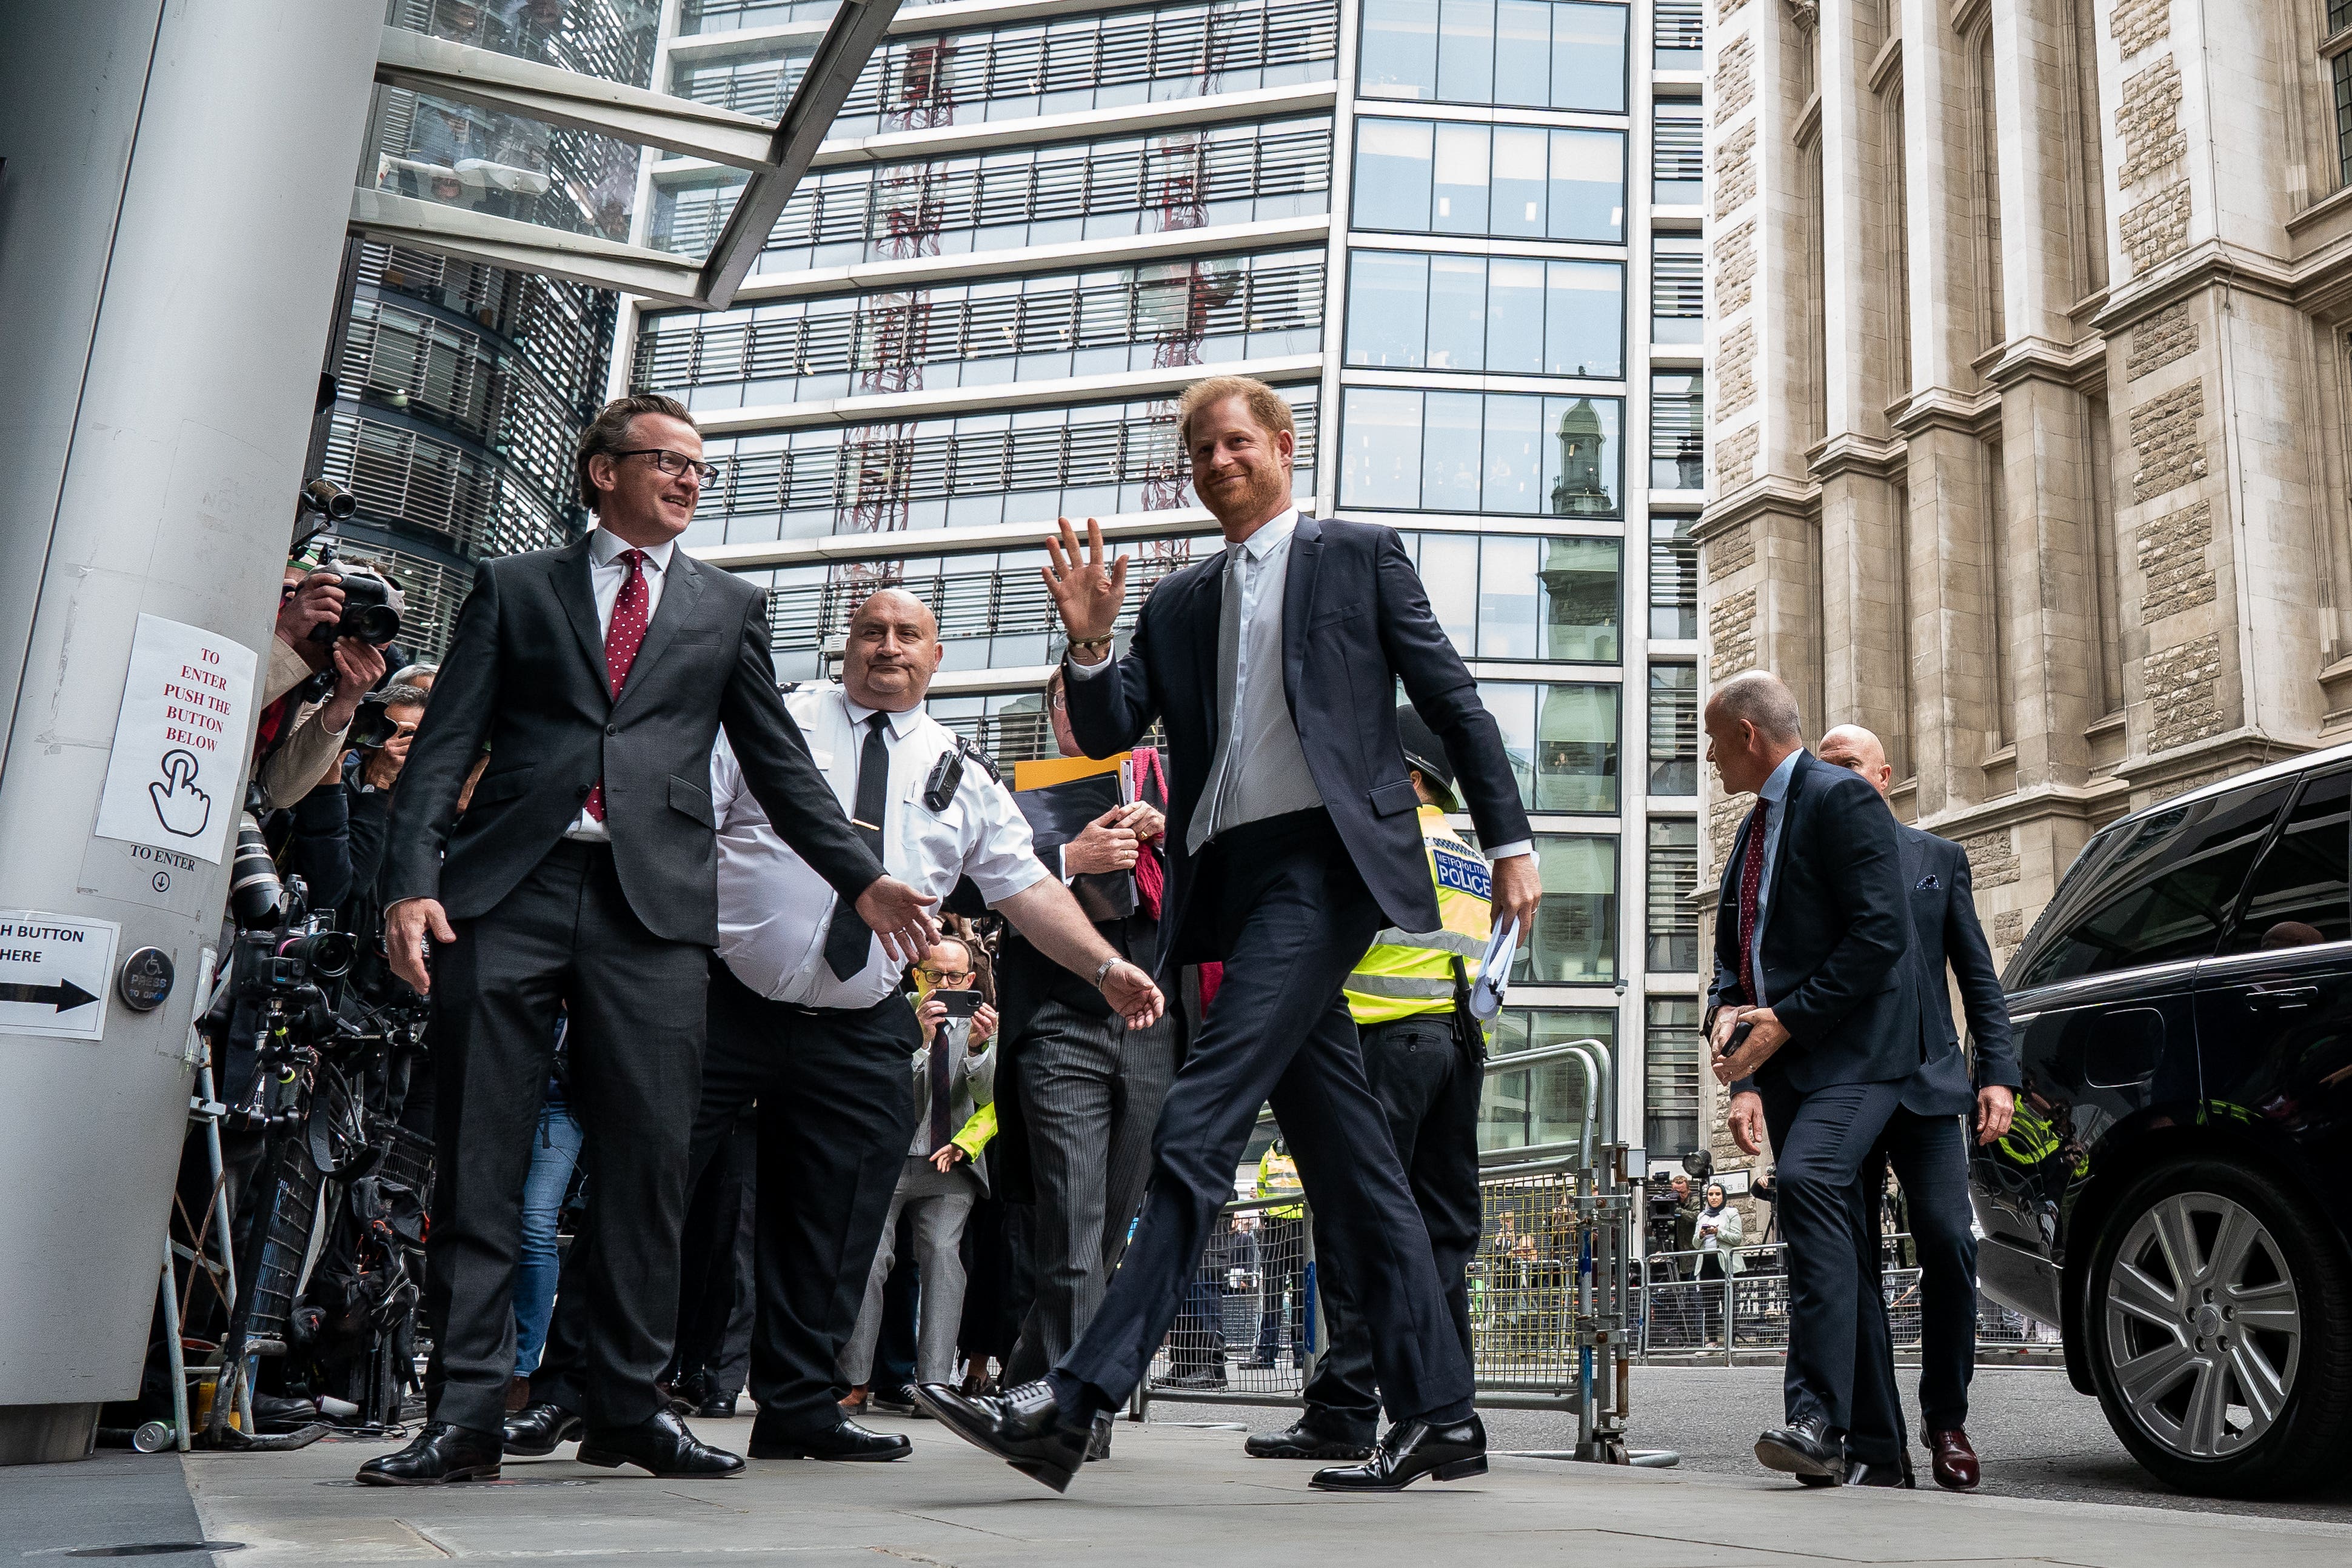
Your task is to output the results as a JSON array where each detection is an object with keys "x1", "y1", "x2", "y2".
[{"x1": 149, "y1": 749, "x2": 212, "y2": 839}]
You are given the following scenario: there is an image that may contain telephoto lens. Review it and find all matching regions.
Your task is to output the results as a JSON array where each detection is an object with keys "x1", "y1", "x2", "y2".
[
  {"x1": 229, "y1": 814, "x2": 285, "y2": 929},
  {"x1": 279, "y1": 930, "x2": 355, "y2": 978}
]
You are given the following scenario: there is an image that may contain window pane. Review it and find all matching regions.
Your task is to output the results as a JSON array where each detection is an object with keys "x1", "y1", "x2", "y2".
[
  {"x1": 2016, "y1": 784, "x2": 2292, "y2": 987},
  {"x1": 1551, "y1": 1, "x2": 1628, "y2": 113},
  {"x1": 1645, "y1": 996, "x2": 1703, "y2": 1156},
  {"x1": 1432, "y1": 123, "x2": 1491, "y2": 233},
  {"x1": 1436, "y1": 0, "x2": 1497, "y2": 105},
  {"x1": 2219, "y1": 768, "x2": 2352, "y2": 953},
  {"x1": 1518, "y1": 833, "x2": 1618, "y2": 981},
  {"x1": 1478, "y1": 536, "x2": 1542, "y2": 658},
  {"x1": 1355, "y1": 118, "x2": 1434, "y2": 229},
  {"x1": 1492, "y1": 1007, "x2": 1615, "y2": 1056},
  {"x1": 1540, "y1": 537, "x2": 1620, "y2": 660},
  {"x1": 1647, "y1": 818, "x2": 1700, "y2": 971},
  {"x1": 1650, "y1": 372, "x2": 1704, "y2": 491},
  {"x1": 1424, "y1": 391, "x2": 1486, "y2": 510},
  {"x1": 1428, "y1": 253, "x2": 1488, "y2": 370},
  {"x1": 1481, "y1": 392, "x2": 1547, "y2": 513},
  {"x1": 1346, "y1": 251, "x2": 1430, "y2": 367},
  {"x1": 1545, "y1": 395, "x2": 1622, "y2": 518},
  {"x1": 1546, "y1": 259, "x2": 1623, "y2": 379},
  {"x1": 1535, "y1": 682, "x2": 1619, "y2": 812},
  {"x1": 1648, "y1": 663, "x2": 1698, "y2": 792},
  {"x1": 1485, "y1": 256, "x2": 1546, "y2": 374},
  {"x1": 1491, "y1": 126, "x2": 1550, "y2": 237},
  {"x1": 1483, "y1": 681, "x2": 1539, "y2": 802},
  {"x1": 1340, "y1": 387, "x2": 1425, "y2": 507},
  {"x1": 1420, "y1": 531, "x2": 1480, "y2": 654},
  {"x1": 1362, "y1": 0, "x2": 1440, "y2": 101},
  {"x1": 1548, "y1": 127, "x2": 1625, "y2": 241},
  {"x1": 1650, "y1": 514, "x2": 1697, "y2": 638},
  {"x1": 1494, "y1": 0, "x2": 1554, "y2": 107}
]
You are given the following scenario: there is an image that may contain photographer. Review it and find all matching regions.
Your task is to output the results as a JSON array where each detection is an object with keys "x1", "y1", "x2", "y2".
[{"x1": 255, "y1": 558, "x2": 404, "y2": 809}]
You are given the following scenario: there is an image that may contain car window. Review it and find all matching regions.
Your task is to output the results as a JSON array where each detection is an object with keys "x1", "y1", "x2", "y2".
[
  {"x1": 2218, "y1": 767, "x2": 2352, "y2": 953},
  {"x1": 2013, "y1": 781, "x2": 2292, "y2": 988}
]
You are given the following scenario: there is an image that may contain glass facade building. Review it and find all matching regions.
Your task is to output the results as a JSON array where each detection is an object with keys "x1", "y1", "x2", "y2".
[{"x1": 619, "y1": 0, "x2": 1704, "y2": 1158}]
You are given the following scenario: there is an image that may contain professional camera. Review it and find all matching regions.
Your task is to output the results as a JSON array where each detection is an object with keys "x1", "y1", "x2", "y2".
[
  {"x1": 346, "y1": 690, "x2": 405, "y2": 751},
  {"x1": 298, "y1": 478, "x2": 358, "y2": 522},
  {"x1": 306, "y1": 563, "x2": 403, "y2": 648}
]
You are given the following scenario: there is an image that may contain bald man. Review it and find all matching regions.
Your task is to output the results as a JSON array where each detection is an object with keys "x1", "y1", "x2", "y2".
[
  {"x1": 1705, "y1": 672, "x2": 1932, "y2": 1487},
  {"x1": 516, "y1": 589, "x2": 1164, "y2": 1466},
  {"x1": 1803, "y1": 726, "x2": 2019, "y2": 1489}
]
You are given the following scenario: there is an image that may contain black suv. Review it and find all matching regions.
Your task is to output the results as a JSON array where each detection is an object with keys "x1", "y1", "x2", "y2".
[{"x1": 1973, "y1": 748, "x2": 2352, "y2": 1496}]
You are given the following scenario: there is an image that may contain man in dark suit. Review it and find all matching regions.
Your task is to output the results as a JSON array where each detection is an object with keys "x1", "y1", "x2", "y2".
[
  {"x1": 916, "y1": 375, "x2": 1540, "y2": 1494},
  {"x1": 1705, "y1": 672, "x2": 1931, "y2": 1488},
  {"x1": 361, "y1": 394, "x2": 941, "y2": 1486},
  {"x1": 1812, "y1": 724, "x2": 2020, "y2": 1490},
  {"x1": 994, "y1": 664, "x2": 1178, "y2": 1425}
]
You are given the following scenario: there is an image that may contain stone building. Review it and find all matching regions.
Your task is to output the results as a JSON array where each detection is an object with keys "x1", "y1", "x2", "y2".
[{"x1": 1696, "y1": 0, "x2": 2352, "y2": 1155}]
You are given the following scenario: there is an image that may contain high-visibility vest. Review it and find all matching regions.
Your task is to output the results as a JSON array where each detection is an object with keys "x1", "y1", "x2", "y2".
[
  {"x1": 1255, "y1": 1144, "x2": 1303, "y2": 1220},
  {"x1": 1343, "y1": 806, "x2": 1493, "y2": 1027}
]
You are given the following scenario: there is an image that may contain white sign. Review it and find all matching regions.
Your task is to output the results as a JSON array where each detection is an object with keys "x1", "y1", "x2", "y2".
[
  {"x1": 0, "y1": 912, "x2": 119, "y2": 1041},
  {"x1": 92, "y1": 615, "x2": 258, "y2": 865}
]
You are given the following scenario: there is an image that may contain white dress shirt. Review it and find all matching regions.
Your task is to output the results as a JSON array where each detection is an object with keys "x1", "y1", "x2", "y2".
[
  {"x1": 564, "y1": 528, "x2": 678, "y2": 842},
  {"x1": 1070, "y1": 507, "x2": 1531, "y2": 861},
  {"x1": 711, "y1": 684, "x2": 1049, "y2": 1010}
]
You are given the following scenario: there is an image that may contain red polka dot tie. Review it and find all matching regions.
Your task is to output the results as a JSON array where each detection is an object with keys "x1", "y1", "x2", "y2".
[{"x1": 583, "y1": 548, "x2": 649, "y2": 824}]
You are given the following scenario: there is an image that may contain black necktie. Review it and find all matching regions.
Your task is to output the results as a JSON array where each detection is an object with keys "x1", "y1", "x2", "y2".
[
  {"x1": 929, "y1": 1016, "x2": 955, "y2": 1150},
  {"x1": 824, "y1": 714, "x2": 890, "y2": 980}
]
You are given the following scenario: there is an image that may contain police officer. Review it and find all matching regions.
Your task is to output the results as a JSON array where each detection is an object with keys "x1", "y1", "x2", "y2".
[
  {"x1": 1242, "y1": 1138, "x2": 1306, "y2": 1368},
  {"x1": 510, "y1": 589, "x2": 1163, "y2": 1468},
  {"x1": 1246, "y1": 706, "x2": 1492, "y2": 1461}
]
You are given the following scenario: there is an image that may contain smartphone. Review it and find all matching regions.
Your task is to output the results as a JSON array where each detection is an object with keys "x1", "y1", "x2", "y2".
[
  {"x1": 934, "y1": 989, "x2": 983, "y2": 1020},
  {"x1": 1718, "y1": 1019, "x2": 1753, "y2": 1059}
]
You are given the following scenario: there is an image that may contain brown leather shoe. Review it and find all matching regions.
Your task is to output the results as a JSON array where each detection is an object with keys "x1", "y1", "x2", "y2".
[{"x1": 1925, "y1": 1428, "x2": 1979, "y2": 1490}]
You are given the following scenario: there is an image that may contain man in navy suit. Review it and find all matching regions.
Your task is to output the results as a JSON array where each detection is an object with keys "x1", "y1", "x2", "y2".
[
  {"x1": 916, "y1": 376, "x2": 1540, "y2": 1494},
  {"x1": 1705, "y1": 673, "x2": 1933, "y2": 1487},
  {"x1": 1811, "y1": 724, "x2": 2019, "y2": 1490}
]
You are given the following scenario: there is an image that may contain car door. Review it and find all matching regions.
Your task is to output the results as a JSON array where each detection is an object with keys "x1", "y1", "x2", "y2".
[{"x1": 2193, "y1": 763, "x2": 2352, "y2": 1184}]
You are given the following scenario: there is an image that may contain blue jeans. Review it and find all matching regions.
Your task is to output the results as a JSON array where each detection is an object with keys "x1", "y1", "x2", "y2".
[{"x1": 513, "y1": 1097, "x2": 585, "y2": 1376}]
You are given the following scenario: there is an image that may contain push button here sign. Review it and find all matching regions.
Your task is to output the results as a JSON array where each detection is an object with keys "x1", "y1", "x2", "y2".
[{"x1": 0, "y1": 913, "x2": 118, "y2": 1041}]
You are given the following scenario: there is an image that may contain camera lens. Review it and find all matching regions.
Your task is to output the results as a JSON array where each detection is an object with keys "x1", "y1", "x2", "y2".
[
  {"x1": 350, "y1": 603, "x2": 403, "y2": 645},
  {"x1": 279, "y1": 931, "x2": 355, "y2": 978},
  {"x1": 229, "y1": 815, "x2": 284, "y2": 929},
  {"x1": 347, "y1": 701, "x2": 399, "y2": 750}
]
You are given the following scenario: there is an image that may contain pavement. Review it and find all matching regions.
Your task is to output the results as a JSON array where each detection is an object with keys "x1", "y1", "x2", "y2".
[{"x1": 10, "y1": 1368, "x2": 2352, "y2": 1567}]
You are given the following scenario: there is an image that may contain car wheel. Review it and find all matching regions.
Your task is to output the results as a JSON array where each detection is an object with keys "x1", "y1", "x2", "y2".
[{"x1": 2083, "y1": 1158, "x2": 2352, "y2": 1497}]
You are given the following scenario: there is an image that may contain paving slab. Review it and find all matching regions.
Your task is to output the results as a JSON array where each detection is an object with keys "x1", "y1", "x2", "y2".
[{"x1": 152, "y1": 1412, "x2": 2352, "y2": 1568}]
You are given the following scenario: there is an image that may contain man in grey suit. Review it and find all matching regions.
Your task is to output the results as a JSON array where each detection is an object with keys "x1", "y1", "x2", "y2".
[
  {"x1": 1810, "y1": 726, "x2": 2020, "y2": 1490},
  {"x1": 366, "y1": 394, "x2": 941, "y2": 1485}
]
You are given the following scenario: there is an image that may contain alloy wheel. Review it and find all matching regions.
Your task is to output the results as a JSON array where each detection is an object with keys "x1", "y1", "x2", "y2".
[{"x1": 2100, "y1": 1190, "x2": 2302, "y2": 1460}]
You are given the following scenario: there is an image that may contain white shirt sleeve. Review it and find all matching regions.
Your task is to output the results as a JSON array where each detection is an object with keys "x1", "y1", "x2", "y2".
[
  {"x1": 709, "y1": 736, "x2": 748, "y2": 830},
  {"x1": 962, "y1": 771, "x2": 1051, "y2": 906},
  {"x1": 1064, "y1": 652, "x2": 1112, "y2": 681},
  {"x1": 1488, "y1": 838, "x2": 1534, "y2": 861}
]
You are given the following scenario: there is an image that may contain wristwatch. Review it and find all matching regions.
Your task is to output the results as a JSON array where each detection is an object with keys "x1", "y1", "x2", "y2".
[{"x1": 1094, "y1": 956, "x2": 1120, "y2": 989}]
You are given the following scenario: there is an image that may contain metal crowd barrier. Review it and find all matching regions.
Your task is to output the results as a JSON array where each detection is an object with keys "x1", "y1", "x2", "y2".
[
  {"x1": 1634, "y1": 1240, "x2": 2064, "y2": 1364},
  {"x1": 1137, "y1": 1038, "x2": 1640, "y2": 1462}
]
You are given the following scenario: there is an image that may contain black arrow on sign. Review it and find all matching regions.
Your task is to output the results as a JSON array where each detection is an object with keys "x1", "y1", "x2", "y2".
[{"x1": 0, "y1": 979, "x2": 98, "y2": 1012}]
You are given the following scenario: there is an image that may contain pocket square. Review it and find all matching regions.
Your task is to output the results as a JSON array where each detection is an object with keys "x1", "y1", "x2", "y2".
[{"x1": 1914, "y1": 873, "x2": 1942, "y2": 890}]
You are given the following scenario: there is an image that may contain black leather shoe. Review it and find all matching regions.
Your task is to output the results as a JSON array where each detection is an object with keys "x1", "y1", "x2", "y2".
[
  {"x1": 575, "y1": 1409, "x2": 744, "y2": 1478},
  {"x1": 1843, "y1": 1457, "x2": 1916, "y2": 1487},
  {"x1": 356, "y1": 1421, "x2": 503, "y2": 1486},
  {"x1": 1085, "y1": 1413, "x2": 1113, "y2": 1463},
  {"x1": 1245, "y1": 1415, "x2": 1376, "y2": 1461},
  {"x1": 1755, "y1": 1416, "x2": 1846, "y2": 1484},
  {"x1": 912, "y1": 1379, "x2": 1092, "y2": 1493},
  {"x1": 749, "y1": 1415, "x2": 910, "y2": 1461},
  {"x1": 501, "y1": 1401, "x2": 583, "y2": 1456},
  {"x1": 1157, "y1": 1370, "x2": 1229, "y2": 1392},
  {"x1": 695, "y1": 1390, "x2": 738, "y2": 1420},
  {"x1": 1308, "y1": 1413, "x2": 1486, "y2": 1492}
]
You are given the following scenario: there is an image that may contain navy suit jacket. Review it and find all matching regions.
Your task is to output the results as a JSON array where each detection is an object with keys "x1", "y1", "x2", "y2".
[
  {"x1": 1712, "y1": 750, "x2": 1931, "y2": 1093},
  {"x1": 1063, "y1": 515, "x2": 1531, "y2": 975},
  {"x1": 1893, "y1": 825, "x2": 2023, "y2": 1113}
]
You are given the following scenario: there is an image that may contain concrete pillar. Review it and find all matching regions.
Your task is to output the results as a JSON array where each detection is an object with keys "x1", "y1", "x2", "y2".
[{"x1": 0, "y1": 0, "x2": 381, "y2": 1461}]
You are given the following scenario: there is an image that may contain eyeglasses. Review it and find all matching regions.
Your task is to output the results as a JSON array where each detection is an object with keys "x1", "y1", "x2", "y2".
[
  {"x1": 615, "y1": 448, "x2": 722, "y2": 484},
  {"x1": 917, "y1": 967, "x2": 972, "y2": 985}
]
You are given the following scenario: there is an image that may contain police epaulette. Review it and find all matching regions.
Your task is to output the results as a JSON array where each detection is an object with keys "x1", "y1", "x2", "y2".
[{"x1": 955, "y1": 735, "x2": 1001, "y2": 783}]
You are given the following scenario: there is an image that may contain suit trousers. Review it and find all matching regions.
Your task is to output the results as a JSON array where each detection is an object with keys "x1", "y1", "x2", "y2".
[
  {"x1": 1057, "y1": 809, "x2": 1475, "y2": 1423},
  {"x1": 1759, "y1": 1075, "x2": 1907, "y2": 1465},
  {"x1": 841, "y1": 1156, "x2": 982, "y2": 1387},
  {"x1": 1871, "y1": 1108, "x2": 1976, "y2": 1431},
  {"x1": 1303, "y1": 1014, "x2": 1483, "y2": 1434},
  {"x1": 424, "y1": 840, "x2": 709, "y2": 1435},
  {"x1": 669, "y1": 1112, "x2": 757, "y2": 1402},
  {"x1": 538, "y1": 964, "x2": 919, "y2": 1436},
  {"x1": 1004, "y1": 996, "x2": 1173, "y2": 1386}
]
